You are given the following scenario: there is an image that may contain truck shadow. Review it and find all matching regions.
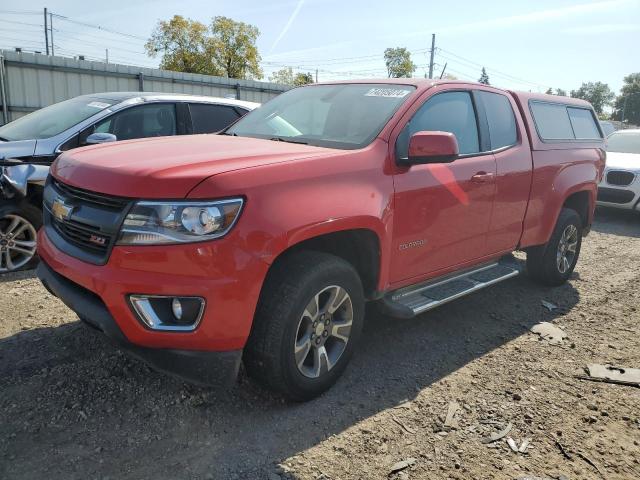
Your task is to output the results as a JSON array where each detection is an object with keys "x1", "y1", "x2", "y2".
[
  {"x1": 592, "y1": 207, "x2": 640, "y2": 238},
  {"x1": 0, "y1": 270, "x2": 580, "y2": 479}
]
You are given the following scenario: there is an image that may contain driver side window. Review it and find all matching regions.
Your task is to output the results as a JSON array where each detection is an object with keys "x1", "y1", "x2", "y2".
[{"x1": 396, "y1": 91, "x2": 480, "y2": 160}]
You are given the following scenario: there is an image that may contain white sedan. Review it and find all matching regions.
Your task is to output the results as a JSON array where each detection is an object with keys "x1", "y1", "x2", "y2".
[{"x1": 597, "y1": 129, "x2": 640, "y2": 211}]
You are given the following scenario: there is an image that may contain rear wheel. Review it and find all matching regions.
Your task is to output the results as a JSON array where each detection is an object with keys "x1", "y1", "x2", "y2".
[
  {"x1": 527, "y1": 208, "x2": 582, "y2": 286},
  {"x1": 0, "y1": 202, "x2": 41, "y2": 273},
  {"x1": 244, "y1": 251, "x2": 364, "y2": 401}
]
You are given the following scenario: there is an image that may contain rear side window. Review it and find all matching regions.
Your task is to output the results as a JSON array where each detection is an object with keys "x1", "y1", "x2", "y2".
[
  {"x1": 529, "y1": 102, "x2": 574, "y2": 140},
  {"x1": 530, "y1": 101, "x2": 601, "y2": 141},
  {"x1": 567, "y1": 107, "x2": 601, "y2": 139},
  {"x1": 478, "y1": 91, "x2": 517, "y2": 149},
  {"x1": 189, "y1": 104, "x2": 242, "y2": 134}
]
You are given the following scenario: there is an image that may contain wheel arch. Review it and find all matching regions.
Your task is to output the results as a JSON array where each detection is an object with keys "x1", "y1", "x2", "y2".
[{"x1": 267, "y1": 226, "x2": 383, "y2": 300}]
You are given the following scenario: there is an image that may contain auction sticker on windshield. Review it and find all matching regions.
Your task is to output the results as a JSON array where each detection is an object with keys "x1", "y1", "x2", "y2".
[
  {"x1": 365, "y1": 88, "x2": 411, "y2": 98},
  {"x1": 87, "y1": 101, "x2": 111, "y2": 109}
]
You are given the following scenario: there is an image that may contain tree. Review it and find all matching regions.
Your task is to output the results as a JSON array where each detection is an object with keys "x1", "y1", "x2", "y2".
[
  {"x1": 612, "y1": 73, "x2": 640, "y2": 125},
  {"x1": 545, "y1": 87, "x2": 553, "y2": 95},
  {"x1": 145, "y1": 16, "x2": 214, "y2": 74},
  {"x1": 207, "y1": 16, "x2": 262, "y2": 80},
  {"x1": 293, "y1": 72, "x2": 314, "y2": 86},
  {"x1": 384, "y1": 48, "x2": 416, "y2": 78},
  {"x1": 478, "y1": 67, "x2": 490, "y2": 85},
  {"x1": 146, "y1": 15, "x2": 263, "y2": 79},
  {"x1": 555, "y1": 88, "x2": 567, "y2": 96},
  {"x1": 269, "y1": 67, "x2": 294, "y2": 84},
  {"x1": 269, "y1": 67, "x2": 314, "y2": 86},
  {"x1": 570, "y1": 81, "x2": 614, "y2": 115}
]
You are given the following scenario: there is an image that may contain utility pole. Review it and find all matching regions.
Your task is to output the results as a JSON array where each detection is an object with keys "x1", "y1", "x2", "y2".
[
  {"x1": 106, "y1": 49, "x2": 109, "y2": 63},
  {"x1": 439, "y1": 62, "x2": 447, "y2": 79},
  {"x1": 428, "y1": 33, "x2": 436, "y2": 79},
  {"x1": 44, "y1": 8, "x2": 49, "y2": 55},
  {"x1": 315, "y1": 68, "x2": 318, "y2": 83},
  {"x1": 49, "y1": 12, "x2": 54, "y2": 56}
]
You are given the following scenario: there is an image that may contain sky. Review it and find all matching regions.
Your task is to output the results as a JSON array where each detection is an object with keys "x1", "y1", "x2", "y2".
[{"x1": 1, "y1": 0, "x2": 639, "y2": 94}]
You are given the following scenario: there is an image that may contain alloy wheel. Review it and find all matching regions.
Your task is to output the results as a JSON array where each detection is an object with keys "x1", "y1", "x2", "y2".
[
  {"x1": 0, "y1": 214, "x2": 38, "y2": 273},
  {"x1": 294, "y1": 285, "x2": 354, "y2": 379},
  {"x1": 556, "y1": 224, "x2": 578, "y2": 274}
]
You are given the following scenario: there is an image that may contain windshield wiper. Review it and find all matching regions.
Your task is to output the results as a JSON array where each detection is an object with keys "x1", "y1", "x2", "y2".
[
  {"x1": 0, "y1": 136, "x2": 9, "y2": 142},
  {"x1": 219, "y1": 131, "x2": 238, "y2": 136},
  {"x1": 269, "y1": 136, "x2": 308, "y2": 145}
]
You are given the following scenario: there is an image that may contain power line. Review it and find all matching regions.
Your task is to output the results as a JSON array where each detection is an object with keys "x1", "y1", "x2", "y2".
[{"x1": 51, "y1": 14, "x2": 147, "y2": 41}]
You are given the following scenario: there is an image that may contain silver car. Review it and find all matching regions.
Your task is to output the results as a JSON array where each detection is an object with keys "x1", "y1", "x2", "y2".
[{"x1": 0, "y1": 92, "x2": 259, "y2": 273}]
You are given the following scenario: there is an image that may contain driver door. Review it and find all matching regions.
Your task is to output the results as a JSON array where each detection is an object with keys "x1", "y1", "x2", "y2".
[{"x1": 390, "y1": 89, "x2": 496, "y2": 284}]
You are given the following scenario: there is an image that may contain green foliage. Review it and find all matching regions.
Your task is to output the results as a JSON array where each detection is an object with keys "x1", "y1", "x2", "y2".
[
  {"x1": 269, "y1": 67, "x2": 294, "y2": 84},
  {"x1": 146, "y1": 15, "x2": 262, "y2": 79},
  {"x1": 384, "y1": 48, "x2": 416, "y2": 78},
  {"x1": 145, "y1": 16, "x2": 213, "y2": 75},
  {"x1": 612, "y1": 73, "x2": 640, "y2": 124},
  {"x1": 293, "y1": 72, "x2": 314, "y2": 86},
  {"x1": 207, "y1": 16, "x2": 262, "y2": 80},
  {"x1": 269, "y1": 67, "x2": 314, "y2": 86},
  {"x1": 545, "y1": 88, "x2": 553, "y2": 95},
  {"x1": 570, "y1": 81, "x2": 614, "y2": 115},
  {"x1": 555, "y1": 88, "x2": 567, "y2": 97},
  {"x1": 478, "y1": 67, "x2": 490, "y2": 85}
]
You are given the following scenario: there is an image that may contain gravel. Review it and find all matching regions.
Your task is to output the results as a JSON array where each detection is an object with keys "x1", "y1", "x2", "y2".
[{"x1": 1, "y1": 207, "x2": 639, "y2": 479}]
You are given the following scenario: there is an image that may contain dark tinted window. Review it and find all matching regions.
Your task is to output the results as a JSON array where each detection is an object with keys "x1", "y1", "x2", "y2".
[
  {"x1": 189, "y1": 104, "x2": 241, "y2": 134},
  {"x1": 479, "y1": 91, "x2": 517, "y2": 149},
  {"x1": 530, "y1": 102, "x2": 574, "y2": 140},
  {"x1": 93, "y1": 103, "x2": 176, "y2": 141},
  {"x1": 397, "y1": 91, "x2": 480, "y2": 158},
  {"x1": 568, "y1": 107, "x2": 601, "y2": 139}
]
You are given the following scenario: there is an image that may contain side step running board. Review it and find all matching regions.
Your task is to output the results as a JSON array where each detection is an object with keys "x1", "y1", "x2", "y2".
[{"x1": 380, "y1": 258, "x2": 521, "y2": 319}]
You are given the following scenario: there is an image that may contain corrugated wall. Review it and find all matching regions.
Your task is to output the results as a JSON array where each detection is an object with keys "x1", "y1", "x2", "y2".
[{"x1": 0, "y1": 50, "x2": 289, "y2": 124}]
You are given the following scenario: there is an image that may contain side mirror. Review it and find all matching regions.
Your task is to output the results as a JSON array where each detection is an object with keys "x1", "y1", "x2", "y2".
[
  {"x1": 85, "y1": 132, "x2": 117, "y2": 145},
  {"x1": 405, "y1": 131, "x2": 459, "y2": 165}
]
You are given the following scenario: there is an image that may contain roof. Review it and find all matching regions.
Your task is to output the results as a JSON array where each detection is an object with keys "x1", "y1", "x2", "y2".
[
  {"x1": 610, "y1": 129, "x2": 640, "y2": 134},
  {"x1": 78, "y1": 92, "x2": 260, "y2": 110}
]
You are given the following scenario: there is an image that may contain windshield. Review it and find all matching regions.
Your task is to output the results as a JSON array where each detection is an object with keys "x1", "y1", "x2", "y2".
[
  {"x1": 0, "y1": 97, "x2": 114, "y2": 141},
  {"x1": 227, "y1": 83, "x2": 416, "y2": 149},
  {"x1": 607, "y1": 131, "x2": 640, "y2": 154}
]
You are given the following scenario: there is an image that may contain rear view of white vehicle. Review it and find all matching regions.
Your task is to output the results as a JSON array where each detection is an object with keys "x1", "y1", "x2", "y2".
[{"x1": 597, "y1": 129, "x2": 640, "y2": 211}]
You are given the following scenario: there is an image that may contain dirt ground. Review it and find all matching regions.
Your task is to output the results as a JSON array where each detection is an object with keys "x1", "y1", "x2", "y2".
[{"x1": 1, "y1": 208, "x2": 639, "y2": 480}]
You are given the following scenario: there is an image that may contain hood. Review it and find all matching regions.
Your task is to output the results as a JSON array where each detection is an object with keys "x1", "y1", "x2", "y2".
[
  {"x1": 0, "y1": 139, "x2": 37, "y2": 159},
  {"x1": 52, "y1": 135, "x2": 336, "y2": 198},
  {"x1": 605, "y1": 151, "x2": 640, "y2": 172}
]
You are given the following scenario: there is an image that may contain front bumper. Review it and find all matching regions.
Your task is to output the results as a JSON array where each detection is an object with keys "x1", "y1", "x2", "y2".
[
  {"x1": 37, "y1": 258, "x2": 242, "y2": 386},
  {"x1": 597, "y1": 171, "x2": 640, "y2": 210}
]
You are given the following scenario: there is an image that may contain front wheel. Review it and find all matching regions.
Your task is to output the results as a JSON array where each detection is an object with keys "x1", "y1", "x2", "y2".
[
  {"x1": 244, "y1": 251, "x2": 364, "y2": 401},
  {"x1": 0, "y1": 202, "x2": 41, "y2": 273},
  {"x1": 526, "y1": 208, "x2": 583, "y2": 286}
]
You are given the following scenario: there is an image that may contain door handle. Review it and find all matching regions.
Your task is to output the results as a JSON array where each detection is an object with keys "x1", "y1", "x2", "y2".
[{"x1": 470, "y1": 171, "x2": 494, "y2": 183}]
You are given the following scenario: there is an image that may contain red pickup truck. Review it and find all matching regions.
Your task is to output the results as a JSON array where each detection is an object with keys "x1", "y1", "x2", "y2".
[{"x1": 36, "y1": 80, "x2": 605, "y2": 400}]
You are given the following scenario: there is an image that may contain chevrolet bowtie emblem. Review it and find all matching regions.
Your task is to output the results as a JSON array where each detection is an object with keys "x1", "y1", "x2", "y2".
[{"x1": 51, "y1": 197, "x2": 74, "y2": 222}]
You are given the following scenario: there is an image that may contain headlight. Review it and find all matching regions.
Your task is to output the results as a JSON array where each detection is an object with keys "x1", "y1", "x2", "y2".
[{"x1": 117, "y1": 198, "x2": 243, "y2": 245}]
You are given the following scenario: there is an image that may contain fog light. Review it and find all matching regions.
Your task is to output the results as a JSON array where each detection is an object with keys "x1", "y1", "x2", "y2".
[
  {"x1": 172, "y1": 298, "x2": 183, "y2": 320},
  {"x1": 129, "y1": 295, "x2": 205, "y2": 331}
]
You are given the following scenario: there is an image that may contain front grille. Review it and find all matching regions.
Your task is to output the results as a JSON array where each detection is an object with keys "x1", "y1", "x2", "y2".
[
  {"x1": 52, "y1": 218, "x2": 111, "y2": 254},
  {"x1": 597, "y1": 187, "x2": 635, "y2": 204},
  {"x1": 45, "y1": 178, "x2": 132, "y2": 265},
  {"x1": 52, "y1": 178, "x2": 129, "y2": 210},
  {"x1": 606, "y1": 170, "x2": 635, "y2": 187}
]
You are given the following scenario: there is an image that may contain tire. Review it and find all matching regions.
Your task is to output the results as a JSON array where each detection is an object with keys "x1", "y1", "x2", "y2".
[
  {"x1": 244, "y1": 251, "x2": 365, "y2": 401},
  {"x1": 526, "y1": 208, "x2": 583, "y2": 286},
  {"x1": 0, "y1": 201, "x2": 42, "y2": 273}
]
